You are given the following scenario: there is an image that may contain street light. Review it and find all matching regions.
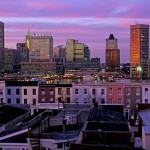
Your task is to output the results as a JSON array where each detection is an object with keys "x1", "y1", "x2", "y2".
[{"x1": 137, "y1": 66, "x2": 142, "y2": 79}]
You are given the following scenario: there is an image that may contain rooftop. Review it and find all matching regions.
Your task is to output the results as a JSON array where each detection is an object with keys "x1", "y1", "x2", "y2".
[{"x1": 0, "y1": 105, "x2": 28, "y2": 125}]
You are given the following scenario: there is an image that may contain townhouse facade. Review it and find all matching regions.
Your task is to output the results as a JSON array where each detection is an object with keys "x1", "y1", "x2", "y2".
[
  {"x1": 38, "y1": 84, "x2": 55, "y2": 103},
  {"x1": 55, "y1": 84, "x2": 72, "y2": 103},
  {"x1": 5, "y1": 81, "x2": 39, "y2": 105},
  {"x1": 0, "y1": 79, "x2": 150, "y2": 120},
  {"x1": 106, "y1": 82, "x2": 124, "y2": 105}
]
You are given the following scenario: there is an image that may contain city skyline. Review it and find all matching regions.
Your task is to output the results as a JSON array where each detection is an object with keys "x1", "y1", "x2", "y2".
[{"x1": 0, "y1": 0, "x2": 150, "y2": 63}]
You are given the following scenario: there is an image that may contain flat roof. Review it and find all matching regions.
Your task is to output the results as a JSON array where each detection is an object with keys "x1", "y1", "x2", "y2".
[{"x1": 0, "y1": 105, "x2": 28, "y2": 124}]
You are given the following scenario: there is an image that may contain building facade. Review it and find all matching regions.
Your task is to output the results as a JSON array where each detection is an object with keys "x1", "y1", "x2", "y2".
[
  {"x1": 26, "y1": 31, "x2": 53, "y2": 62},
  {"x1": 38, "y1": 84, "x2": 55, "y2": 103},
  {"x1": 17, "y1": 43, "x2": 29, "y2": 63},
  {"x1": 66, "y1": 39, "x2": 85, "y2": 62},
  {"x1": 0, "y1": 21, "x2": 4, "y2": 73},
  {"x1": 106, "y1": 34, "x2": 120, "y2": 72},
  {"x1": 130, "y1": 24, "x2": 149, "y2": 79}
]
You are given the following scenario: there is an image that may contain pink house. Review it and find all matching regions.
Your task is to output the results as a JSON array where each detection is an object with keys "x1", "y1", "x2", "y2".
[{"x1": 106, "y1": 82, "x2": 124, "y2": 104}]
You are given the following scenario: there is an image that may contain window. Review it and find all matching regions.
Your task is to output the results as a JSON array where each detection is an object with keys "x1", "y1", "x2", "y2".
[
  {"x1": 33, "y1": 89, "x2": 36, "y2": 95},
  {"x1": 84, "y1": 89, "x2": 87, "y2": 94},
  {"x1": 92, "y1": 89, "x2": 96, "y2": 95},
  {"x1": 75, "y1": 89, "x2": 78, "y2": 94},
  {"x1": 57, "y1": 143, "x2": 63, "y2": 149},
  {"x1": 101, "y1": 89, "x2": 105, "y2": 94},
  {"x1": 145, "y1": 88, "x2": 148, "y2": 95},
  {"x1": 16, "y1": 98, "x2": 20, "y2": 104},
  {"x1": 101, "y1": 98, "x2": 105, "y2": 104},
  {"x1": 108, "y1": 99, "x2": 112, "y2": 104},
  {"x1": 24, "y1": 89, "x2": 27, "y2": 95},
  {"x1": 24, "y1": 99, "x2": 27, "y2": 104},
  {"x1": 126, "y1": 99, "x2": 130, "y2": 106},
  {"x1": 145, "y1": 99, "x2": 148, "y2": 103},
  {"x1": 84, "y1": 98, "x2": 87, "y2": 103},
  {"x1": 41, "y1": 98, "x2": 45, "y2": 102},
  {"x1": 50, "y1": 89, "x2": 53, "y2": 95},
  {"x1": 0, "y1": 89, "x2": 3, "y2": 95},
  {"x1": 109, "y1": 88, "x2": 112, "y2": 94},
  {"x1": 16, "y1": 89, "x2": 20, "y2": 95},
  {"x1": 50, "y1": 97, "x2": 54, "y2": 103},
  {"x1": 7, "y1": 98, "x2": 11, "y2": 103},
  {"x1": 67, "y1": 88, "x2": 70, "y2": 95},
  {"x1": 75, "y1": 98, "x2": 78, "y2": 103},
  {"x1": 118, "y1": 99, "x2": 122, "y2": 104},
  {"x1": 58, "y1": 88, "x2": 61, "y2": 95},
  {"x1": 33, "y1": 99, "x2": 36, "y2": 105},
  {"x1": 136, "y1": 88, "x2": 140, "y2": 96},
  {"x1": 7, "y1": 89, "x2": 11, "y2": 95},
  {"x1": 41, "y1": 89, "x2": 45, "y2": 95},
  {"x1": 118, "y1": 88, "x2": 121, "y2": 95},
  {"x1": 126, "y1": 88, "x2": 130, "y2": 95},
  {"x1": 58, "y1": 97, "x2": 62, "y2": 103},
  {"x1": 0, "y1": 98, "x2": 3, "y2": 103},
  {"x1": 67, "y1": 97, "x2": 70, "y2": 103}
]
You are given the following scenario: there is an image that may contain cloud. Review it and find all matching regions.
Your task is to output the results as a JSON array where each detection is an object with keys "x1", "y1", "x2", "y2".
[{"x1": 1, "y1": 0, "x2": 150, "y2": 63}]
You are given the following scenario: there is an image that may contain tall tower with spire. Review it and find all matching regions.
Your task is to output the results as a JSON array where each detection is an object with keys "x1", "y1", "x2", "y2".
[{"x1": 106, "y1": 34, "x2": 120, "y2": 72}]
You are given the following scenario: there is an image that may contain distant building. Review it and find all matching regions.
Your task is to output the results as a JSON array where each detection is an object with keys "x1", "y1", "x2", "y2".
[
  {"x1": 21, "y1": 61, "x2": 56, "y2": 75},
  {"x1": 106, "y1": 34, "x2": 120, "y2": 72},
  {"x1": 0, "y1": 21, "x2": 4, "y2": 73},
  {"x1": 65, "y1": 61, "x2": 100, "y2": 75},
  {"x1": 84, "y1": 44, "x2": 90, "y2": 61},
  {"x1": 66, "y1": 39, "x2": 86, "y2": 62},
  {"x1": 54, "y1": 45, "x2": 66, "y2": 59},
  {"x1": 25, "y1": 31, "x2": 53, "y2": 62},
  {"x1": 17, "y1": 43, "x2": 29, "y2": 63},
  {"x1": 4, "y1": 48, "x2": 18, "y2": 73},
  {"x1": 130, "y1": 24, "x2": 149, "y2": 79}
]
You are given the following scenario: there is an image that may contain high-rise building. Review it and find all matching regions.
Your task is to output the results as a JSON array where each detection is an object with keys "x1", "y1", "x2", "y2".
[
  {"x1": 130, "y1": 24, "x2": 149, "y2": 79},
  {"x1": 4, "y1": 48, "x2": 18, "y2": 73},
  {"x1": 54, "y1": 45, "x2": 66, "y2": 59},
  {"x1": 17, "y1": 43, "x2": 29, "y2": 63},
  {"x1": 0, "y1": 21, "x2": 4, "y2": 73},
  {"x1": 84, "y1": 45, "x2": 90, "y2": 61},
  {"x1": 66, "y1": 39, "x2": 85, "y2": 62},
  {"x1": 25, "y1": 31, "x2": 53, "y2": 62},
  {"x1": 106, "y1": 34, "x2": 120, "y2": 72}
]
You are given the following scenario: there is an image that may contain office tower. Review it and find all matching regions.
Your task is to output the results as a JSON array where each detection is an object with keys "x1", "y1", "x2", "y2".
[
  {"x1": 4, "y1": 48, "x2": 18, "y2": 73},
  {"x1": 130, "y1": 24, "x2": 149, "y2": 79},
  {"x1": 25, "y1": 31, "x2": 53, "y2": 62},
  {"x1": 17, "y1": 43, "x2": 29, "y2": 63},
  {"x1": 54, "y1": 45, "x2": 66, "y2": 59},
  {"x1": 66, "y1": 39, "x2": 85, "y2": 62},
  {"x1": 106, "y1": 34, "x2": 120, "y2": 72},
  {"x1": 84, "y1": 45, "x2": 90, "y2": 61},
  {"x1": 0, "y1": 21, "x2": 4, "y2": 73}
]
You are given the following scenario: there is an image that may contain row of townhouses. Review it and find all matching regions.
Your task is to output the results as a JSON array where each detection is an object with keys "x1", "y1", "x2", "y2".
[{"x1": 0, "y1": 80, "x2": 150, "y2": 118}]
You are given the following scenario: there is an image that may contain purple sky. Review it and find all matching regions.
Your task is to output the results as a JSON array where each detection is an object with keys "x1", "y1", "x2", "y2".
[{"x1": 1, "y1": 0, "x2": 150, "y2": 63}]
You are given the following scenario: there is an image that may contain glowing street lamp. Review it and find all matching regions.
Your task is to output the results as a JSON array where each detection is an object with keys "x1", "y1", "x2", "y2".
[{"x1": 137, "y1": 66, "x2": 142, "y2": 79}]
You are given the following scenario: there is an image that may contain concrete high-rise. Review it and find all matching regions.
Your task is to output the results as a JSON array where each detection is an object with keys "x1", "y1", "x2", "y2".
[
  {"x1": 130, "y1": 24, "x2": 149, "y2": 79},
  {"x1": 106, "y1": 34, "x2": 120, "y2": 72},
  {"x1": 66, "y1": 39, "x2": 85, "y2": 62},
  {"x1": 25, "y1": 31, "x2": 53, "y2": 62},
  {"x1": 0, "y1": 21, "x2": 4, "y2": 73}
]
